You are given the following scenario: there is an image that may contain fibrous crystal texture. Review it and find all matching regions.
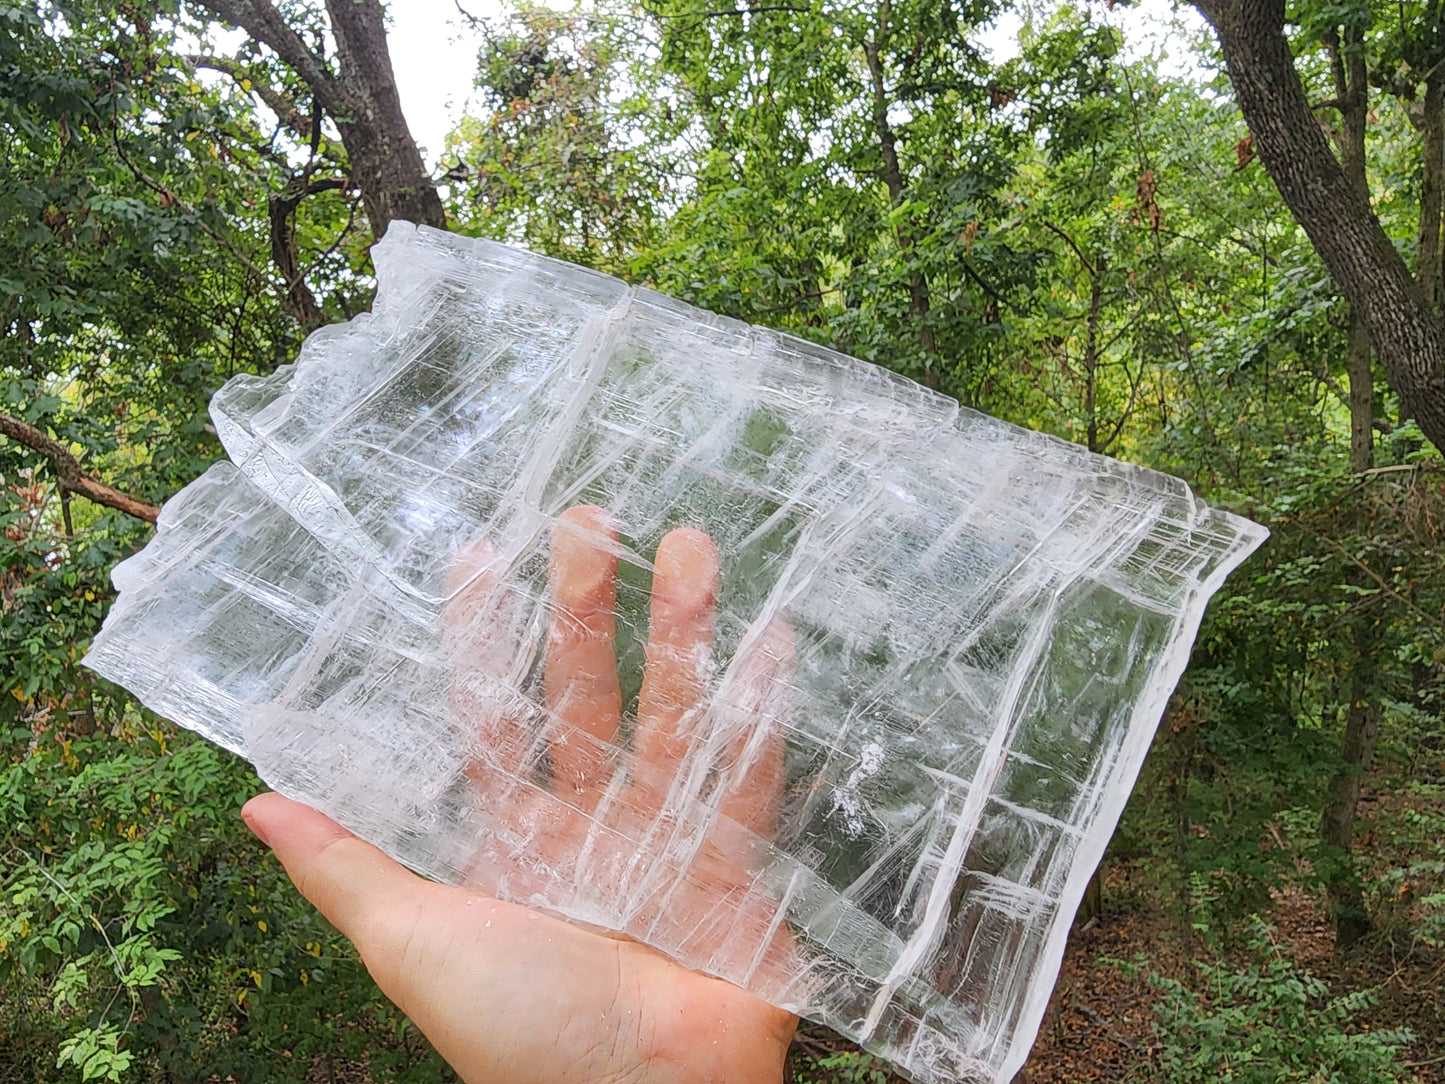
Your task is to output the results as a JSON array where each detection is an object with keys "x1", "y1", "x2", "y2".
[{"x1": 85, "y1": 223, "x2": 1266, "y2": 1084}]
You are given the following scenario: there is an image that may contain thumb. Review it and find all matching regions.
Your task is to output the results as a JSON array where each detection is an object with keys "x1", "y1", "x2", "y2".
[{"x1": 241, "y1": 792, "x2": 427, "y2": 955}]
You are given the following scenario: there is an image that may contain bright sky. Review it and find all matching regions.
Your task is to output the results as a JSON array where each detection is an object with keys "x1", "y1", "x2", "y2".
[
  {"x1": 383, "y1": 0, "x2": 1210, "y2": 169},
  {"x1": 387, "y1": 0, "x2": 504, "y2": 167}
]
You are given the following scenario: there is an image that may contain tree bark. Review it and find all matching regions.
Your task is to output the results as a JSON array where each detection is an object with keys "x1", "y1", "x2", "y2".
[
  {"x1": 863, "y1": 1, "x2": 938, "y2": 390},
  {"x1": 1318, "y1": 22, "x2": 1378, "y2": 949},
  {"x1": 193, "y1": 0, "x2": 446, "y2": 239},
  {"x1": 1167, "y1": 703, "x2": 1199, "y2": 947},
  {"x1": 322, "y1": 0, "x2": 447, "y2": 235},
  {"x1": 1077, "y1": 864, "x2": 1104, "y2": 924},
  {"x1": 0, "y1": 413, "x2": 160, "y2": 523},
  {"x1": 1417, "y1": 72, "x2": 1445, "y2": 310},
  {"x1": 1327, "y1": 26, "x2": 1375, "y2": 475},
  {"x1": 1320, "y1": 660, "x2": 1380, "y2": 947},
  {"x1": 1192, "y1": 0, "x2": 1445, "y2": 453}
]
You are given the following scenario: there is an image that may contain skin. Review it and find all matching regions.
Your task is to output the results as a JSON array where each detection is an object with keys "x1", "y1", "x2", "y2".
[{"x1": 242, "y1": 506, "x2": 799, "y2": 1084}]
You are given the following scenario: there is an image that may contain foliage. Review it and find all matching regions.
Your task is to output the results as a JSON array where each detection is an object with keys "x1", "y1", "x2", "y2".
[
  {"x1": 3, "y1": 0, "x2": 1445, "y2": 1078},
  {"x1": 1366, "y1": 778, "x2": 1445, "y2": 951},
  {"x1": 453, "y1": 0, "x2": 1131, "y2": 402},
  {"x1": 0, "y1": 3, "x2": 398, "y2": 1078},
  {"x1": 1147, "y1": 923, "x2": 1413, "y2": 1083},
  {"x1": 0, "y1": 0, "x2": 373, "y2": 734},
  {"x1": 449, "y1": 5, "x2": 682, "y2": 273},
  {"x1": 0, "y1": 714, "x2": 453, "y2": 1082},
  {"x1": 792, "y1": 1049, "x2": 895, "y2": 1084}
]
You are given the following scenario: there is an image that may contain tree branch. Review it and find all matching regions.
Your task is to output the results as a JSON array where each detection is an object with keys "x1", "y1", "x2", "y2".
[
  {"x1": 184, "y1": 53, "x2": 314, "y2": 137},
  {"x1": 0, "y1": 414, "x2": 160, "y2": 524},
  {"x1": 192, "y1": 0, "x2": 349, "y2": 117},
  {"x1": 1303, "y1": 525, "x2": 1440, "y2": 626},
  {"x1": 269, "y1": 176, "x2": 353, "y2": 329},
  {"x1": 653, "y1": 5, "x2": 809, "y2": 17},
  {"x1": 1042, "y1": 221, "x2": 1097, "y2": 277}
]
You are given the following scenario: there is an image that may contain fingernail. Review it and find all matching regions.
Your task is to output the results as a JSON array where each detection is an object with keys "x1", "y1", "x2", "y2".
[
  {"x1": 551, "y1": 506, "x2": 619, "y2": 612},
  {"x1": 655, "y1": 527, "x2": 720, "y2": 618},
  {"x1": 241, "y1": 798, "x2": 271, "y2": 848}
]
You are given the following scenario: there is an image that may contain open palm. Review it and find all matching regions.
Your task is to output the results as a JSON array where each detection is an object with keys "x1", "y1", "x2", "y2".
[{"x1": 243, "y1": 505, "x2": 799, "y2": 1083}]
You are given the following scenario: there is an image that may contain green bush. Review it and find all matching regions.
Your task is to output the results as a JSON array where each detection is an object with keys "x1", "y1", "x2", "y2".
[
  {"x1": 792, "y1": 1050, "x2": 894, "y2": 1084},
  {"x1": 1148, "y1": 923, "x2": 1412, "y2": 1084},
  {"x1": 0, "y1": 710, "x2": 453, "y2": 1083},
  {"x1": 1368, "y1": 780, "x2": 1445, "y2": 952}
]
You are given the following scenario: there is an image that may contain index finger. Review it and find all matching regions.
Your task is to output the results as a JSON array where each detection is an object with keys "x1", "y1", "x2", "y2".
[
  {"x1": 633, "y1": 526, "x2": 721, "y2": 807},
  {"x1": 544, "y1": 505, "x2": 623, "y2": 808}
]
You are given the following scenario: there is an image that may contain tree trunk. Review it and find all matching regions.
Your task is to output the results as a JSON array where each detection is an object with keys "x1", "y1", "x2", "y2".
[
  {"x1": 269, "y1": 179, "x2": 345, "y2": 330},
  {"x1": 1192, "y1": 0, "x2": 1445, "y2": 453},
  {"x1": 1165, "y1": 703, "x2": 1199, "y2": 946},
  {"x1": 1330, "y1": 26, "x2": 1374, "y2": 475},
  {"x1": 195, "y1": 0, "x2": 446, "y2": 240},
  {"x1": 1317, "y1": 26, "x2": 1379, "y2": 948},
  {"x1": 1320, "y1": 657, "x2": 1380, "y2": 947},
  {"x1": 863, "y1": 2, "x2": 938, "y2": 390},
  {"x1": 323, "y1": 0, "x2": 447, "y2": 236},
  {"x1": 1077, "y1": 865, "x2": 1104, "y2": 924},
  {"x1": 1418, "y1": 72, "x2": 1444, "y2": 309},
  {"x1": 1330, "y1": 317, "x2": 1379, "y2": 947}
]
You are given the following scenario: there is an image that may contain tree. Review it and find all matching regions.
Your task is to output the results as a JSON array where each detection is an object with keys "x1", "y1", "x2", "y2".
[
  {"x1": 1190, "y1": 0, "x2": 1445, "y2": 946},
  {"x1": 1192, "y1": 0, "x2": 1445, "y2": 454},
  {"x1": 6, "y1": 0, "x2": 1445, "y2": 1076},
  {"x1": 191, "y1": 0, "x2": 446, "y2": 239},
  {"x1": 0, "y1": 9, "x2": 414, "y2": 1075},
  {"x1": 0, "y1": 0, "x2": 367, "y2": 524},
  {"x1": 449, "y1": 5, "x2": 679, "y2": 273},
  {"x1": 618, "y1": 0, "x2": 1127, "y2": 403}
]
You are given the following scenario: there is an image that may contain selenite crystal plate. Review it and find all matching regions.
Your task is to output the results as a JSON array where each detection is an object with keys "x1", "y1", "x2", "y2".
[{"x1": 85, "y1": 223, "x2": 1266, "y2": 1084}]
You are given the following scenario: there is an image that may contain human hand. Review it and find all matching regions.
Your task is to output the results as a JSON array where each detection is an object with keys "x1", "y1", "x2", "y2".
[{"x1": 242, "y1": 506, "x2": 799, "y2": 1084}]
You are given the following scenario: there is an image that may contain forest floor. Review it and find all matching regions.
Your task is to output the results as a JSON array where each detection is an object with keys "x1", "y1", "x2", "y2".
[
  {"x1": 1014, "y1": 782, "x2": 1445, "y2": 1084},
  {"x1": 789, "y1": 782, "x2": 1445, "y2": 1084},
  {"x1": 1016, "y1": 870, "x2": 1445, "y2": 1084},
  {"x1": 1017, "y1": 872, "x2": 1445, "y2": 1084}
]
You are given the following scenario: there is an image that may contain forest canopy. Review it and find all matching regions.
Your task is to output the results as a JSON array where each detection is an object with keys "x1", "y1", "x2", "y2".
[{"x1": 1, "y1": 0, "x2": 1443, "y2": 1081}]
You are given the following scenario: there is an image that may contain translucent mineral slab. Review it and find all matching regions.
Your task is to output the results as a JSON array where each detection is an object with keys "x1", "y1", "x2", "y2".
[{"x1": 84, "y1": 223, "x2": 1266, "y2": 1084}]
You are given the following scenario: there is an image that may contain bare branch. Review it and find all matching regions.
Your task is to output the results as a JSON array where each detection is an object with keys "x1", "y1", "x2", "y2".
[
  {"x1": 653, "y1": 5, "x2": 810, "y2": 17},
  {"x1": 269, "y1": 176, "x2": 354, "y2": 329},
  {"x1": 0, "y1": 413, "x2": 160, "y2": 524},
  {"x1": 453, "y1": 1, "x2": 491, "y2": 30}
]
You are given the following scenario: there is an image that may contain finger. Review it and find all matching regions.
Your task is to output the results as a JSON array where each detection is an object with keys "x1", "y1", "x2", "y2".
[
  {"x1": 700, "y1": 623, "x2": 800, "y2": 1000},
  {"x1": 635, "y1": 527, "x2": 720, "y2": 798},
  {"x1": 443, "y1": 538, "x2": 542, "y2": 785},
  {"x1": 241, "y1": 792, "x2": 427, "y2": 958},
  {"x1": 717, "y1": 620, "x2": 795, "y2": 839},
  {"x1": 544, "y1": 505, "x2": 622, "y2": 805}
]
